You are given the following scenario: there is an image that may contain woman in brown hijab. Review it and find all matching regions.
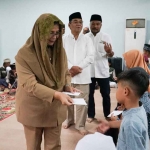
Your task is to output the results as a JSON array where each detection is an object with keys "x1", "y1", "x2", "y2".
[
  {"x1": 123, "y1": 49, "x2": 150, "y2": 74},
  {"x1": 15, "y1": 14, "x2": 77, "y2": 150}
]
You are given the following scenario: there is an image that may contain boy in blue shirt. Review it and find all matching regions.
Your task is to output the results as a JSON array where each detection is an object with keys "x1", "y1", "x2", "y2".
[
  {"x1": 117, "y1": 67, "x2": 149, "y2": 150},
  {"x1": 98, "y1": 67, "x2": 149, "y2": 150}
]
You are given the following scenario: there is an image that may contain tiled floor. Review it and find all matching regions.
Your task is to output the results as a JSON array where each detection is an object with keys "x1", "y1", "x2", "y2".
[{"x1": 0, "y1": 88, "x2": 117, "y2": 150}]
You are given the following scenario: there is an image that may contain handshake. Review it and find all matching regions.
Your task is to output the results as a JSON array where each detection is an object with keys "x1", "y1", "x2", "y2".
[{"x1": 96, "y1": 104, "x2": 124, "y2": 133}]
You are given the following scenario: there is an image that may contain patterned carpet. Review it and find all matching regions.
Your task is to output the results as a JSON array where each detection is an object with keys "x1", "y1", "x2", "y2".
[{"x1": 0, "y1": 90, "x2": 15, "y2": 121}]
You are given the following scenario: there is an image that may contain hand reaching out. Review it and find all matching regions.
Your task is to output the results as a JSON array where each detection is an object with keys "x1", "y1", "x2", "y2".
[
  {"x1": 96, "y1": 119, "x2": 110, "y2": 134},
  {"x1": 117, "y1": 104, "x2": 125, "y2": 111},
  {"x1": 54, "y1": 91, "x2": 73, "y2": 106},
  {"x1": 110, "y1": 114, "x2": 118, "y2": 121}
]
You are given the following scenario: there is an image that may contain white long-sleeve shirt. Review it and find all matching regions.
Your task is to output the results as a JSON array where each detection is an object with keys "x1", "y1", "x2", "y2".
[
  {"x1": 86, "y1": 32, "x2": 113, "y2": 78},
  {"x1": 63, "y1": 33, "x2": 94, "y2": 84}
]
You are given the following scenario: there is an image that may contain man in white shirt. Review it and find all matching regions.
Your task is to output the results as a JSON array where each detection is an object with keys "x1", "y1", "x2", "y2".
[
  {"x1": 63, "y1": 12, "x2": 94, "y2": 135},
  {"x1": 86, "y1": 14, "x2": 114, "y2": 122}
]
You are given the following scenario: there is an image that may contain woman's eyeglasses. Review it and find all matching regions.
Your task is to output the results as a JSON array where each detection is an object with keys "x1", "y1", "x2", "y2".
[{"x1": 50, "y1": 31, "x2": 60, "y2": 37}]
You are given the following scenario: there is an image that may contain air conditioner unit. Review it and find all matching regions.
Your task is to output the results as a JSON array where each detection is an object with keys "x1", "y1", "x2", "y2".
[{"x1": 125, "y1": 18, "x2": 146, "y2": 52}]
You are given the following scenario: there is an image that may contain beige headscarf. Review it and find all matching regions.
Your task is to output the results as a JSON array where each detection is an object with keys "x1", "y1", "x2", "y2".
[
  {"x1": 15, "y1": 13, "x2": 69, "y2": 89},
  {"x1": 123, "y1": 49, "x2": 150, "y2": 74},
  {"x1": 123, "y1": 49, "x2": 150, "y2": 92}
]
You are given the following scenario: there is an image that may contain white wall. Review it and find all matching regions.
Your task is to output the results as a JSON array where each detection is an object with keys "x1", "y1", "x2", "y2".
[{"x1": 0, "y1": 0, "x2": 150, "y2": 64}]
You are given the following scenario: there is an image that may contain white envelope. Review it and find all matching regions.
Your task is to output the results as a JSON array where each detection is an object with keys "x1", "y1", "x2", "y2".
[
  {"x1": 107, "y1": 110, "x2": 123, "y2": 117},
  {"x1": 72, "y1": 98, "x2": 87, "y2": 105},
  {"x1": 63, "y1": 92, "x2": 80, "y2": 96}
]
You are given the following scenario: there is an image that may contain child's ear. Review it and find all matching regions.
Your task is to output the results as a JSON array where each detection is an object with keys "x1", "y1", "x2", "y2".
[{"x1": 124, "y1": 87, "x2": 130, "y2": 96}]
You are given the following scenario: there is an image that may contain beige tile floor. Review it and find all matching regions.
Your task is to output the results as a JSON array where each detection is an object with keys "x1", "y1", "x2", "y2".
[{"x1": 0, "y1": 88, "x2": 117, "y2": 150}]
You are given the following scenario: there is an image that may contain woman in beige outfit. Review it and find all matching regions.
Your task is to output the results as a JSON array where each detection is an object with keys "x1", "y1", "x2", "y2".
[{"x1": 15, "y1": 13, "x2": 77, "y2": 150}]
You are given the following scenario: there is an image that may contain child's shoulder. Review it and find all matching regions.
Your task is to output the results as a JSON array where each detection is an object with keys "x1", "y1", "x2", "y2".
[
  {"x1": 122, "y1": 118, "x2": 143, "y2": 135},
  {"x1": 123, "y1": 107, "x2": 146, "y2": 129}
]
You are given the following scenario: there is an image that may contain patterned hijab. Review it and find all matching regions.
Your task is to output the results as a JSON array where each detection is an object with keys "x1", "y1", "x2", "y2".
[{"x1": 15, "y1": 14, "x2": 69, "y2": 89}]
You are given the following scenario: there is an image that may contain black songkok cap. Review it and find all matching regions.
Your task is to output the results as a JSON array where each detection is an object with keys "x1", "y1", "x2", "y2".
[
  {"x1": 69, "y1": 12, "x2": 82, "y2": 22},
  {"x1": 144, "y1": 44, "x2": 150, "y2": 51},
  {"x1": 90, "y1": 14, "x2": 102, "y2": 22}
]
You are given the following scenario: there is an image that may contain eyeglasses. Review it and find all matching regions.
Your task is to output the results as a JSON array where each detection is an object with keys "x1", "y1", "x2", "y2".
[{"x1": 50, "y1": 31, "x2": 60, "y2": 37}]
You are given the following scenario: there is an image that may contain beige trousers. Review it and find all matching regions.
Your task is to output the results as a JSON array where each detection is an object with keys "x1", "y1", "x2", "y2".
[
  {"x1": 23, "y1": 125, "x2": 61, "y2": 150},
  {"x1": 66, "y1": 84, "x2": 89, "y2": 130}
]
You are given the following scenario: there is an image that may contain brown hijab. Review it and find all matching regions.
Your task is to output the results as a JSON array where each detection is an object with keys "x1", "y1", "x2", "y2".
[
  {"x1": 15, "y1": 13, "x2": 69, "y2": 89},
  {"x1": 123, "y1": 49, "x2": 150, "y2": 92},
  {"x1": 123, "y1": 49, "x2": 150, "y2": 74}
]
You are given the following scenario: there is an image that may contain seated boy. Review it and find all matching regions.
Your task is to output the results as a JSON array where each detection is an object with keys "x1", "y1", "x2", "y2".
[{"x1": 97, "y1": 67, "x2": 149, "y2": 150}]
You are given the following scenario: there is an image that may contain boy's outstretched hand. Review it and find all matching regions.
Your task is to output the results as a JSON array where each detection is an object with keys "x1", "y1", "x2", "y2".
[{"x1": 96, "y1": 119, "x2": 110, "y2": 134}]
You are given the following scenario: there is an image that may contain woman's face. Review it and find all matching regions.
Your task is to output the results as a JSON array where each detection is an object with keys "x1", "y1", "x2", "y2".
[{"x1": 47, "y1": 24, "x2": 59, "y2": 46}]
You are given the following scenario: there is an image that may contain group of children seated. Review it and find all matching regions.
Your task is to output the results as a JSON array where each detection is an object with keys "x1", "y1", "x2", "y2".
[{"x1": 0, "y1": 58, "x2": 17, "y2": 92}]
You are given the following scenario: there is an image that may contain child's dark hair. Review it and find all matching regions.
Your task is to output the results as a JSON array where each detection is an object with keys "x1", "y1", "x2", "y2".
[{"x1": 117, "y1": 67, "x2": 149, "y2": 97}]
